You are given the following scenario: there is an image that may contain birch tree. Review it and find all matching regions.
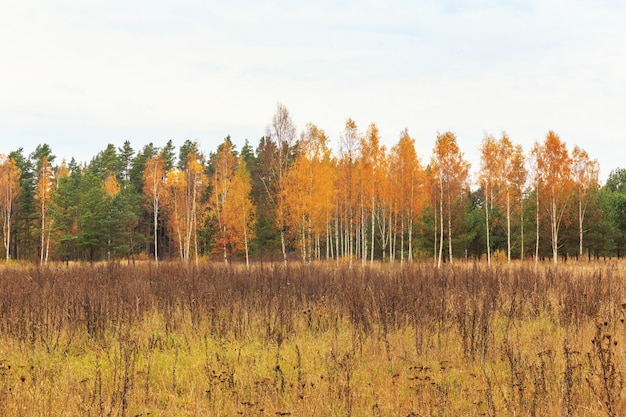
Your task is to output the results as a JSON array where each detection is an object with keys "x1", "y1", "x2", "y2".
[
  {"x1": 225, "y1": 160, "x2": 256, "y2": 268},
  {"x1": 390, "y1": 129, "x2": 425, "y2": 263},
  {"x1": 263, "y1": 103, "x2": 297, "y2": 265},
  {"x1": 359, "y1": 123, "x2": 386, "y2": 265},
  {"x1": 533, "y1": 131, "x2": 573, "y2": 265},
  {"x1": 0, "y1": 156, "x2": 20, "y2": 261},
  {"x1": 163, "y1": 168, "x2": 187, "y2": 262},
  {"x1": 183, "y1": 152, "x2": 207, "y2": 266},
  {"x1": 432, "y1": 132, "x2": 469, "y2": 267},
  {"x1": 208, "y1": 139, "x2": 239, "y2": 265},
  {"x1": 282, "y1": 123, "x2": 336, "y2": 262},
  {"x1": 143, "y1": 155, "x2": 165, "y2": 263},
  {"x1": 479, "y1": 133, "x2": 499, "y2": 265},
  {"x1": 35, "y1": 155, "x2": 54, "y2": 264},
  {"x1": 571, "y1": 146, "x2": 599, "y2": 261},
  {"x1": 499, "y1": 133, "x2": 526, "y2": 263},
  {"x1": 338, "y1": 118, "x2": 360, "y2": 266}
]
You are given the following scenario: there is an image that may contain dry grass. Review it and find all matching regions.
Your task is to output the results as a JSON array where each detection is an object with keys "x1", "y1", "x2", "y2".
[{"x1": 0, "y1": 260, "x2": 625, "y2": 416}]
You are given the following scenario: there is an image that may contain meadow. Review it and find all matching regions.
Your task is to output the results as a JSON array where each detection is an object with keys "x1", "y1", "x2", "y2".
[{"x1": 0, "y1": 260, "x2": 625, "y2": 416}]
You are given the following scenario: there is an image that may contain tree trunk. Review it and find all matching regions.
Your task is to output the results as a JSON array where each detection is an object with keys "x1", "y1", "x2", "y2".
[
  {"x1": 447, "y1": 183, "x2": 453, "y2": 265},
  {"x1": 506, "y1": 189, "x2": 511, "y2": 263},
  {"x1": 400, "y1": 210, "x2": 405, "y2": 265},
  {"x1": 280, "y1": 229, "x2": 287, "y2": 266},
  {"x1": 388, "y1": 208, "x2": 393, "y2": 263},
  {"x1": 348, "y1": 202, "x2": 353, "y2": 268},
  {"x1": 45, "y1": 224, "x2": 51, "y2": 264},
  {"x1": 520, "y1": 192, "x2": 525, "y2": 262},
  {"x1": 301, "y1": 219, "x2": 306, "y2": 263},
  {"x1": 578, "y1": 193, "x2": 584, "y2": 261},
  {"x1": 484, "y1": 184, "x2": 491, "y2": 266},
  {"x1": 327, "y1": 222, "x2": 332, "y2": 260},
  {"x1": 535, "y1": 190, "x2": 540, "y2": 265},
  {"x1": 243, "y1": 206, "x2": 250, "y2": 270},
  {"x1": 4, "y1": 206, "x2": 11, "y2": 261},
  {"x1": 551, "y1": 194, "x2": 558, "y2": 265},
  {"x1": 391, "y1": 209, "x2": 397, "y2": 263},
  {"x1": 362, "y1": 206, "x2": 367, "y2": 266},
  {"x1": 379, "y1": 208, "x2": 387, "y2": 263},
  {"x1": 40, "y1": 199, "x2": 46, "y2": 265},
  {"x1": 335, "y1": 205, "x2": 339, "y2": 264},
  {"x1": 438, "y1": 176, "x2": 444, "y2": 268},
  {"x1": 131, "y1": 225, "x2": 136, "y2": 265},
  {"x1": 193, "y1": 200, "x2": 199, "y2": 268},
  {"x1": 154, "y1": 198, "x2": 159, "y2": 264},
  {"x1": 408, "y1": 217, "x2": 413, "y2": 262},
  {"x1": 370, "y1": 200, "x2": 375, "y2": 265}
]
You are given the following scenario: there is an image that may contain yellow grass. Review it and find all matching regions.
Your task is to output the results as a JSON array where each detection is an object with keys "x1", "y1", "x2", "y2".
[{"x1": 0, "y1": 260, "x2": 625, "y2": 416}]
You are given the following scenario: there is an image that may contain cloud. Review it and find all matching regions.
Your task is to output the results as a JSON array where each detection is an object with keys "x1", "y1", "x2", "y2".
[{"x1": 1, "y1": 0, "x2": 625, "y2": 180}]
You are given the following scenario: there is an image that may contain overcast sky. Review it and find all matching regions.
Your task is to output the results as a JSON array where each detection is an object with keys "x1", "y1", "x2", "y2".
[{"x1": 1, "y1": 0, "x2": 624, "y2": 183}]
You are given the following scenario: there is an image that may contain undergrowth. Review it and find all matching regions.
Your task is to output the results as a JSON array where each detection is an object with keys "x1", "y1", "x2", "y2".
[{"x1": 0, "y1": 260, "x2": 624, "y2": 416}]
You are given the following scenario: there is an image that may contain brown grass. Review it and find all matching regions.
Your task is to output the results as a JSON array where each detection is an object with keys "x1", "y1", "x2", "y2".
[{"x1": 0, "y1": 260, "x2": 625, "y2": 416}]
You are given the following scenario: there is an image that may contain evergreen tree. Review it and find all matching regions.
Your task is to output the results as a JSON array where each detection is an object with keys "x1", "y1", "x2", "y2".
[
  {"x1": 178, "y1": 140, "x2": 201, "y2": 170},
  {"x1": 8, "y1": 148, "x2": 36, "y2": 260},
  {"x1": 161, "y1": 140, "x2": 176, "y2": 171},
  {"x1": 77, "y1": 172, "x2": 108, "y2": 261},
  {"x1": 129, "y1": 142, "x2": 158, "y2": 192},
  {"x1": 251, "y1": 137, "x2": 282, "y2": 255},
  {"x1": 241, "y1": 139, "x2": 255, "y2": 166},
  {"x1": 50, "y1": 162, "x2": 82, "y2": 262},
  {"x1": 118, "y1": 140, "x2": 135, "y2": 181}
]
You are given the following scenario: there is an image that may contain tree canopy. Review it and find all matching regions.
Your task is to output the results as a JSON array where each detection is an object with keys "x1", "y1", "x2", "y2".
[{"x1": 1, "y1": 108, "x2": 616, "y2": 265}]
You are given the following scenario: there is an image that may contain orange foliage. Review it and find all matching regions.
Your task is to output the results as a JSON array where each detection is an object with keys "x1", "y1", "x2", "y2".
[
  {"x1": 480, "y1": 132, "x2": 527, "y2": 263},
  {"x1": 532, "y1": 131, "x2": 573, "y2": 264},
  {"x1": 220, "y1": 159, "x2": 255, "y2": 267},
  {"x1": 162, "y1": 168, "x2": 187, "y2": 261},
  {"x1": 359, "y1": 123, "x2": 387, "y2": 264},
  {"x1": 209, "y1": 140, "x2": 255, "y2": 265},
  {"x1": 432, "y1": 132, "x2": 470, "y2": 267},
  {"x1": 390, "y1": 129, "x2": 425, "y2": 262},
  {"x1": 282, "y1": 123, "x2": 336, "y2": 262}
]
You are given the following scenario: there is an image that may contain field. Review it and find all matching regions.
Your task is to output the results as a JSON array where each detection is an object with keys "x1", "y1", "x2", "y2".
[{"x1": 0, "y1": 260, "x2": 625, "y2": 416}]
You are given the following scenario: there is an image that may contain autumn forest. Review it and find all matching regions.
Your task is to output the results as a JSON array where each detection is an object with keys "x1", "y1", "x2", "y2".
[
  {"x1": 6, "y1": 104, "x2": 626, "y2": 416},
  {"x1": 0, "y1": 104, "x2": 622, "y2": 267}
]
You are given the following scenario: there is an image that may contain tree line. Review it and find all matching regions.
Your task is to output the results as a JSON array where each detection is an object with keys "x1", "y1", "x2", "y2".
[{"x1": 0, "y1": 104, "x2": 623, "y2": 266}]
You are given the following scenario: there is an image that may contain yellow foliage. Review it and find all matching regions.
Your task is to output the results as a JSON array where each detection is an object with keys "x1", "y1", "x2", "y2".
[
  {"x1": 209, "y1": 140, "x2": 255, "y2": 263},
  {"x1": 282, "y1": 123, "x2": 336, "y2": 260},
  {"x1": 0, "y1": 155, "x2": 20, "y2": 260},
  {"x1": 103, "y1": 173, "x2": 121, "y2": 197}
]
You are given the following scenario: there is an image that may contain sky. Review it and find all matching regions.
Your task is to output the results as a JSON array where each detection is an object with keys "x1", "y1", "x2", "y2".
[{"x1": 1, "y1": 0, "x2": 625, "y2": 184}]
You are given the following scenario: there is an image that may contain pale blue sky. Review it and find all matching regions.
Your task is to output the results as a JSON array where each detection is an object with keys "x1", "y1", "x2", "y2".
[{"x1": 1, "y1": 0, "x2": 624, "y2": 182}]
